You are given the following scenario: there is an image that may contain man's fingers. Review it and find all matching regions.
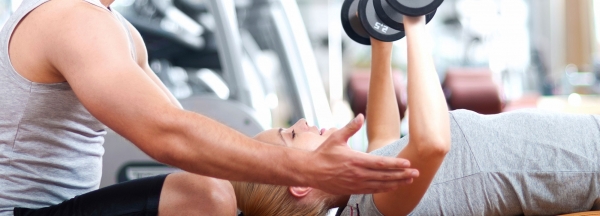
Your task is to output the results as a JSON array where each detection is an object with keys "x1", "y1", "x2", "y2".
[
  {"x1": 356, "y1": 167, "x2": 419, "y2": 182},
  {"x1": 332, "y1": 114, "x2": 365, "y2": 141}
]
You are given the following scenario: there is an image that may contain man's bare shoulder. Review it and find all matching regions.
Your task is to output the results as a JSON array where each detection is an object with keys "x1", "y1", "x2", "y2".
[
  {"x1": 32, "y1": 0, "x2": 110, "y2": 21},
  {"x1": 10, "y1": 0, "x2": 125, "y2": 82},
  {"x1": 15, "y1": 0, "x2": 138, "y2": 81},
  {"x1": 32, "y1": 0, "x2": 132, "y2": 61},
  {"x1": 30, "y1": 0, "x2": 123, "y2": 43}
]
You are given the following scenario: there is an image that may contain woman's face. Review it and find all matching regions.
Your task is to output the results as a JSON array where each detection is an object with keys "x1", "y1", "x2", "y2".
[{"x1": 254, "y1": 119, "x2": 337, "y2": 150}]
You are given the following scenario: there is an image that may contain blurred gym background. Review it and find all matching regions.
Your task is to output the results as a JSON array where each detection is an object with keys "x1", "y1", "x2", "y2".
[{"x1": 1, "y1": 0, "x2": 598, "y2": 187}]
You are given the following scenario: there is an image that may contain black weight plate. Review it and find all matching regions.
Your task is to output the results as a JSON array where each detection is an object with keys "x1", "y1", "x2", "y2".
[
  {"x1": 373, "y1": 0, "x2": 436, "y2": 31},
  {"x1": 341, "y1": 0, "x2": 371, "y2": 45},
  {"x1": 358, "y1": 0, "x2": 405, "y2": 43},
  {"x1": 386, "y1": 0, "x2": 443, "y2": 17}
]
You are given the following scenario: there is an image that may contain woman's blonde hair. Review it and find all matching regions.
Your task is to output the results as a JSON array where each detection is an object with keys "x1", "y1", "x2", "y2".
[{"x1": 232, "y1": 181, "x2": 333, "y2": 216}]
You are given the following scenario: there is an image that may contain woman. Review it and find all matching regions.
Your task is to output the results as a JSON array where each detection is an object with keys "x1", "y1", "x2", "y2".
[{"x1": 232, "y1": 15, "x2": 600, "y2": 216}]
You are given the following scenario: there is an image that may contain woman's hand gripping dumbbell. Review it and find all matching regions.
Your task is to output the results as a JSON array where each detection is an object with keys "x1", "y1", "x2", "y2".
[{"x1": 341, "y1": 0, "x2": 442, "y2": 45}]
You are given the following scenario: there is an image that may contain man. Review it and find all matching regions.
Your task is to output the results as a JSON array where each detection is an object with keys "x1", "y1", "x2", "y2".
[{"x1": 0, "y1": 0, "x2": 418, "y2": 215}]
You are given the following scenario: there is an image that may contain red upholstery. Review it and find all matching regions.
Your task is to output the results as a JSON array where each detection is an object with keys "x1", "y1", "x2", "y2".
[
  {"x1": 347, "y1": 71, "x2": 407, "y2": 119},
  {"x1": 442, "y1": 68, "x2": 503, "y2": 114},
  {"x1": 347, "y1": 68, "x2": 503, "y2": 118}
]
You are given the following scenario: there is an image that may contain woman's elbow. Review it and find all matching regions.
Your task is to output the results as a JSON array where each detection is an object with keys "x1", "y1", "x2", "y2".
[{"x1": 412, "y1": 136, "x2": 451, "y2": 157}]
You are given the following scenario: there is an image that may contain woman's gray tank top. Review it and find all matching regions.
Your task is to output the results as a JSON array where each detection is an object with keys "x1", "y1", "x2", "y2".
[
  {"x1": 0, "y1": 0, "x2": 137, "y2": 214},
  {"x1": 337, "y1": 109, "x2": 600, "y2": 215}
]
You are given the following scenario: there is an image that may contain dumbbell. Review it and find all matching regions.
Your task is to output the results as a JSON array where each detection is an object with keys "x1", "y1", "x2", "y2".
[
  {"x1": 373, "y1": 0, "x2": 437, "y2": 32},
  {"x1": 341, "y1": 0, "x2": 405, "y2": 45},
  {"x1": 341, "y1": 0, "x2": 442, "y2": 45},
  {"x1": 384, "y1": 0, "x2": 443, "y2": 17}
]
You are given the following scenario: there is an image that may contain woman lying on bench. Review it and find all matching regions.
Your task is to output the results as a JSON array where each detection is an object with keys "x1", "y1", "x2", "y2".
[{"x1": 232, "y1": 15, "x2": 600, "y2": 216}]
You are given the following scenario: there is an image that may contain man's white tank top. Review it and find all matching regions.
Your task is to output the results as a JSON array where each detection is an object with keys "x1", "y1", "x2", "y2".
[{"x1": 0, "y1": 0, "x2": 137, "y2": 214}]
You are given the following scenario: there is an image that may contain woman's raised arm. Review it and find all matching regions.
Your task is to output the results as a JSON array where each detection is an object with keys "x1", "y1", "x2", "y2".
[
  {"x1": 366, "y1": 39, "x2": 402, "y2": 152},
  {"x1": 372, "y1": 16, "x2": 451, "y2": 216}
]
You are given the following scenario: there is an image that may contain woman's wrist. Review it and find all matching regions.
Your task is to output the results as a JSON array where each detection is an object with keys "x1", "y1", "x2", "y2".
[
  {"x1": 403, "y1": 15, "x2": 426, "y2": 27},
  {"x1": 371, "y1": 38, "x2": 392, "y2": 47},
  {"x1": 370, "y1": 38, "x2": 393, "y2": 56}
]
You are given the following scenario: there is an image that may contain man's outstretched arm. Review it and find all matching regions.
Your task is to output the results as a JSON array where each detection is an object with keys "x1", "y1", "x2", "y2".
[
  {"x1": 124, "y1": 21, "x2": 183, "y2": 109},
  {"x1": 42, "y1": 3, "x2": 417, "y2": 195}
]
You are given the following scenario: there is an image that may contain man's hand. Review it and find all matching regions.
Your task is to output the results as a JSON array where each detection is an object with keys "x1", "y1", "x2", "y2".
[{"x1": 304, "y1": 114, "x2": 419, "y2": 195}]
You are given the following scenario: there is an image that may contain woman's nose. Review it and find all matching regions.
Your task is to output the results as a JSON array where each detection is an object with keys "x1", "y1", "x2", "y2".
[{"x1": 295, "y1": 118, "x2": 308, "y2": 129}]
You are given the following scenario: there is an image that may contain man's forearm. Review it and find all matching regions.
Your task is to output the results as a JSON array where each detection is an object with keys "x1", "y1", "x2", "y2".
[{"x1": 142, "y1": 109, "x2": 310, "y2": 186}]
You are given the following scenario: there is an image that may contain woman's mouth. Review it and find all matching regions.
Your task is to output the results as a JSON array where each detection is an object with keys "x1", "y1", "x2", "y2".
[{"x1": 320, "y1": 128, "x2": 326, "y2": 135}]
